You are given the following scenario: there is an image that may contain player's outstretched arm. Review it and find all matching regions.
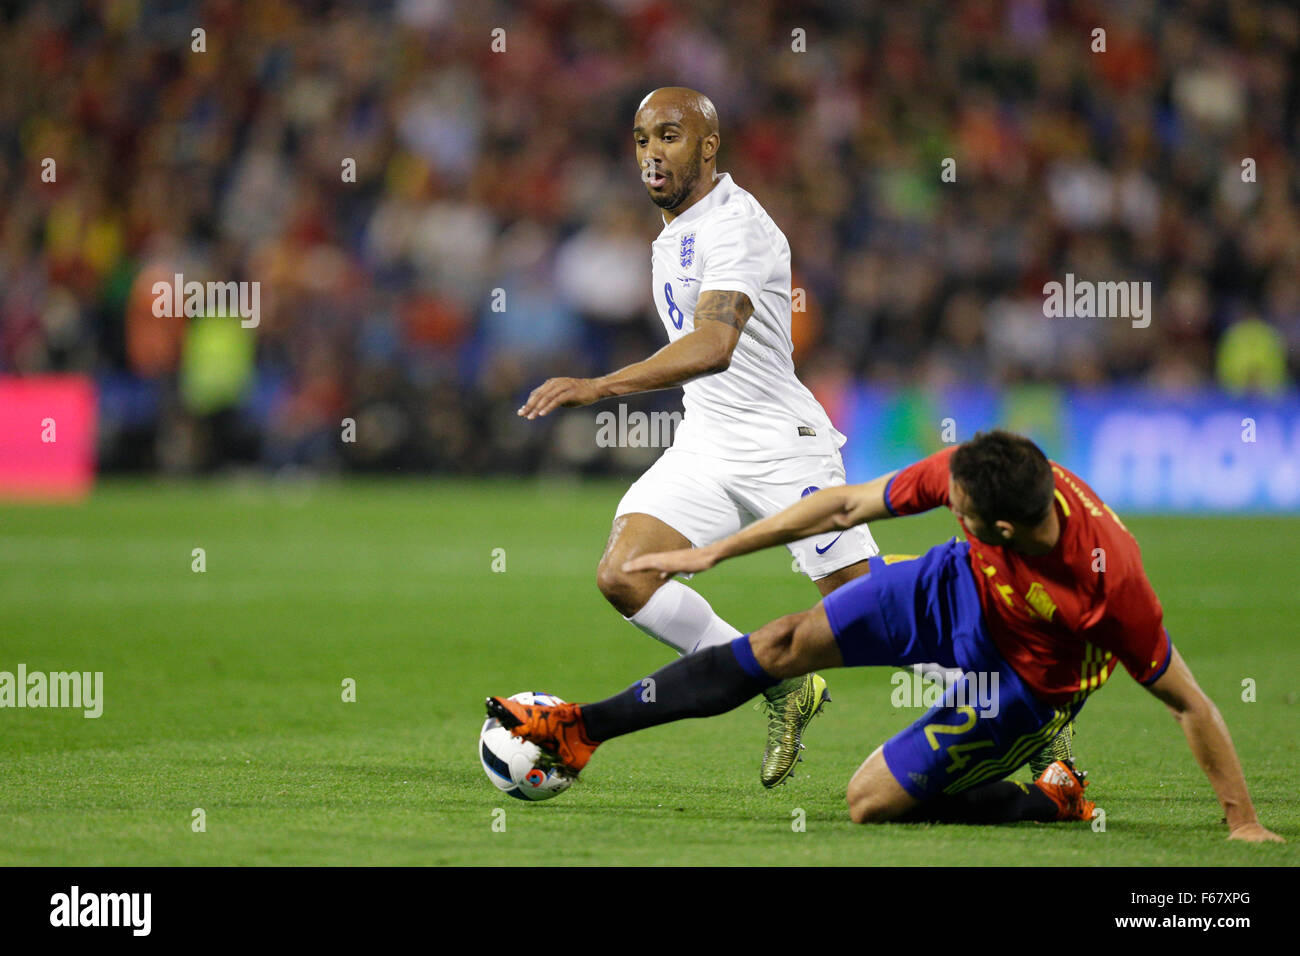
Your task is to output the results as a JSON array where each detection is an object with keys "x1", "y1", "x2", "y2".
[
  {"x1": 1145, "y1": 647, "x2": 1284, "y2": 843},
  {"x1": 517, "y1": 290, "x2": 752, "y2": 419},
  {"x1": 623, "y1": 471, "x2": 898, "y2": 577}
]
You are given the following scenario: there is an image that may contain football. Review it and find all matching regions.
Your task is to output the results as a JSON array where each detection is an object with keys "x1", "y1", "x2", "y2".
[{"x1": 478, "y1": 692, "x2": 575, "y2": 801}]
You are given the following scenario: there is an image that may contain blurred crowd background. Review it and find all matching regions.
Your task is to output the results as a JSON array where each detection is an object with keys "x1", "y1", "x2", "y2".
[{"x1": 2, "y1": 0, "x2": 1297, "y2": 476}]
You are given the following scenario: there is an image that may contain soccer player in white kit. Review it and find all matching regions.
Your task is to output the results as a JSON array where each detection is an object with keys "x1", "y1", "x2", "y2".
[
  {"x1": 518, "y1": 87, "x2": 880, "y2": 787},
  {"x1": 522, "y1": 86, "x2": 1076, "y2": 786}
]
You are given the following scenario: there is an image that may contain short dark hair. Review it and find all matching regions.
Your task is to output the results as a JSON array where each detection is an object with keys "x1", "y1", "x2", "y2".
[{"x1": 950, "y1": 430, "x2": 1055, "y2": 526}]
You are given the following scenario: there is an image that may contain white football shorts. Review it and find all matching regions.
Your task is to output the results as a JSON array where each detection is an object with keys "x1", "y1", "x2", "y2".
[{"x1": 614, "y1": 446, "x2": 879, "y2": 581}]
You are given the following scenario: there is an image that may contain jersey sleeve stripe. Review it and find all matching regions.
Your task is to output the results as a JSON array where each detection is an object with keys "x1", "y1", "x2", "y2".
[
  {"x1": 883, "y1": 473, "x2": 901, "y2": 516},
  {"x1": 1139, "y1": 630, "x2": 1174, "y2": 686}
]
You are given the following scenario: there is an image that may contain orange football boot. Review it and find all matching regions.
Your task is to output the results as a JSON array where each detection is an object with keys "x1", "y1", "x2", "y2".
[
  {"x1": 485, "y1": 696, "x2": 600, "y2": 775},
  {"x1": 1033, "y1": 759, "x2": 1096, "y2": 821}
]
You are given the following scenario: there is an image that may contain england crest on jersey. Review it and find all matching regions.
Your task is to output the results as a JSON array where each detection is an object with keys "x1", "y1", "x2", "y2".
[{"x1": 680, "y1": 232, "x2": 695, "y2": 268}]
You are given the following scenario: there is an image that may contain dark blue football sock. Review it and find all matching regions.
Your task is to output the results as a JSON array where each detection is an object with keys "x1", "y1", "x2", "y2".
[
  {"x1": 581, "y1": 636, "x2": 778, "y2": 742},
  {"x1": 898, "y1": 781, "x2": 1058, "y2": 824}
]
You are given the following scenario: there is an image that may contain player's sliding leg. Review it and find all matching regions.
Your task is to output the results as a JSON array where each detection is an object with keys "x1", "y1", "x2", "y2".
[
  {"x1": 596, "y1": 513, "x2": 743, "y2": 654},
  {"x1": 496, "y1": 541, "x2": 1101, "y2": 823},
  {"x1": 495, "y1": 544, "x2": 973, "y2": 771},
  {"x1": 597, "y1": 508, "x2": 833, "y2": 787},
  {"x1": 844, "y1": 746, "x2": 1093, "y2": 824},
  {"x1": 490, "y1": 572, "x2": 1098, "y2": 826},
  {"x1": 486, "y1": 605, "x2": 842, "y2": 774},
  {"x1": 838, "y1": 669, "x2": 1096, "y2": 826}
]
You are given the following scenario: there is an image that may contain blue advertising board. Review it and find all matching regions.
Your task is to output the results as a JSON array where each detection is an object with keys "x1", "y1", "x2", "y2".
[{"x1": 838, "y1": 386, "x2": 1300, "y2": 513}]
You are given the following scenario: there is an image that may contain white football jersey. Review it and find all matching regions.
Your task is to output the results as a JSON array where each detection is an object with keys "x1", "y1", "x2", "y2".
[{"x1": 650, "y1": 173, "x2": 845, "y2": 461}]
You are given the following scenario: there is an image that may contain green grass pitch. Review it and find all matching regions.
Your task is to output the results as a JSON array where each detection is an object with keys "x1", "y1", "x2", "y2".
[{"x1": 1, "y1": 479, "x2": 1296, "y2": 866}]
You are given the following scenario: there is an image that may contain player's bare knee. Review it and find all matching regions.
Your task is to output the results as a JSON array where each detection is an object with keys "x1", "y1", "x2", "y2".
[
  {"x1": 847, "y1": 798, "x2": 890, "y2": 825},
  {"x1": 595, "y1": 560, "x2": 657, "y2": 617},
  {"x1": 845, "y1": 784, "x2": 892, "y2": 824},
  {"x1": 788, "y1": 613, "x2": 827, "y2": 666},
  {"x1": 750, "y1": 612, "x2": 806, "y2": 678}
]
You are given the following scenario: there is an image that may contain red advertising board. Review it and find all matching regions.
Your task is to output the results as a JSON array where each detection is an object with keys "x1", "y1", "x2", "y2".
[{"x1": 0, "y1": 376, "x2": 97, "y2": 500}]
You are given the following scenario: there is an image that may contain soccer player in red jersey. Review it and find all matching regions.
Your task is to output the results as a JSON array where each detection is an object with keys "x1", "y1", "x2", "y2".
[{"x1": 488, "y1": 431, "x2": 1282, "y2": 841}]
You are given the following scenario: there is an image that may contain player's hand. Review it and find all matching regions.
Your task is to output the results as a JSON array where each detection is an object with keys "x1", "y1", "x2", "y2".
[
  {"x1": 1227, "y1": 821, "x2": 1285, "y2": 843},
  {"x1": 518, "y1": 377, "x2": 604, "y2": 420},
  {"x1": 622, "y1": 546, "x2": 718, "y2": 578}
]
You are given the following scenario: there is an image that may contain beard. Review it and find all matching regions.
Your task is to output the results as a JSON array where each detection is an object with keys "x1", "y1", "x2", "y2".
[{"x1": 649, "y1": 149, "x2": 703, "y2": 211}]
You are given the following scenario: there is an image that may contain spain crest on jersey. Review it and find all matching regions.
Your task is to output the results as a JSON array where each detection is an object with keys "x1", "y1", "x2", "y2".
[
  {"x1": 680, "y1": 232, "x2": 695, "y2": 268},
  {"x1": 1024, "y1": 582, "x2": 1058, "y2": 622}
]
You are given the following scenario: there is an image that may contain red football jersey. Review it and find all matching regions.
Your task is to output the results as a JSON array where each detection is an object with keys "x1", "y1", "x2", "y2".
[{"x1": 883, "y1": 447, "x2": 1172, "y2": 706}]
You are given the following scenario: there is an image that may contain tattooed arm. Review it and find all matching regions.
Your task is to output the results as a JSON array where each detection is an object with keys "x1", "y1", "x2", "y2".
[{"x1": 518, "y1": 290, "x2": 753, "y2": 419}]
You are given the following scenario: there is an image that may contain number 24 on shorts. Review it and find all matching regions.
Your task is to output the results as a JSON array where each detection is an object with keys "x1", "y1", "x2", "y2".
[{"x1": 924, "y1": 706, "x2": 994, "y2": 773}]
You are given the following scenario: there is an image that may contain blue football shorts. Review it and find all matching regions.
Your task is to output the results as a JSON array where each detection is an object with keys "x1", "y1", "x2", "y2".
[{"x1": 821, "y1": 539, "x2": 1081, "y2": 800}]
